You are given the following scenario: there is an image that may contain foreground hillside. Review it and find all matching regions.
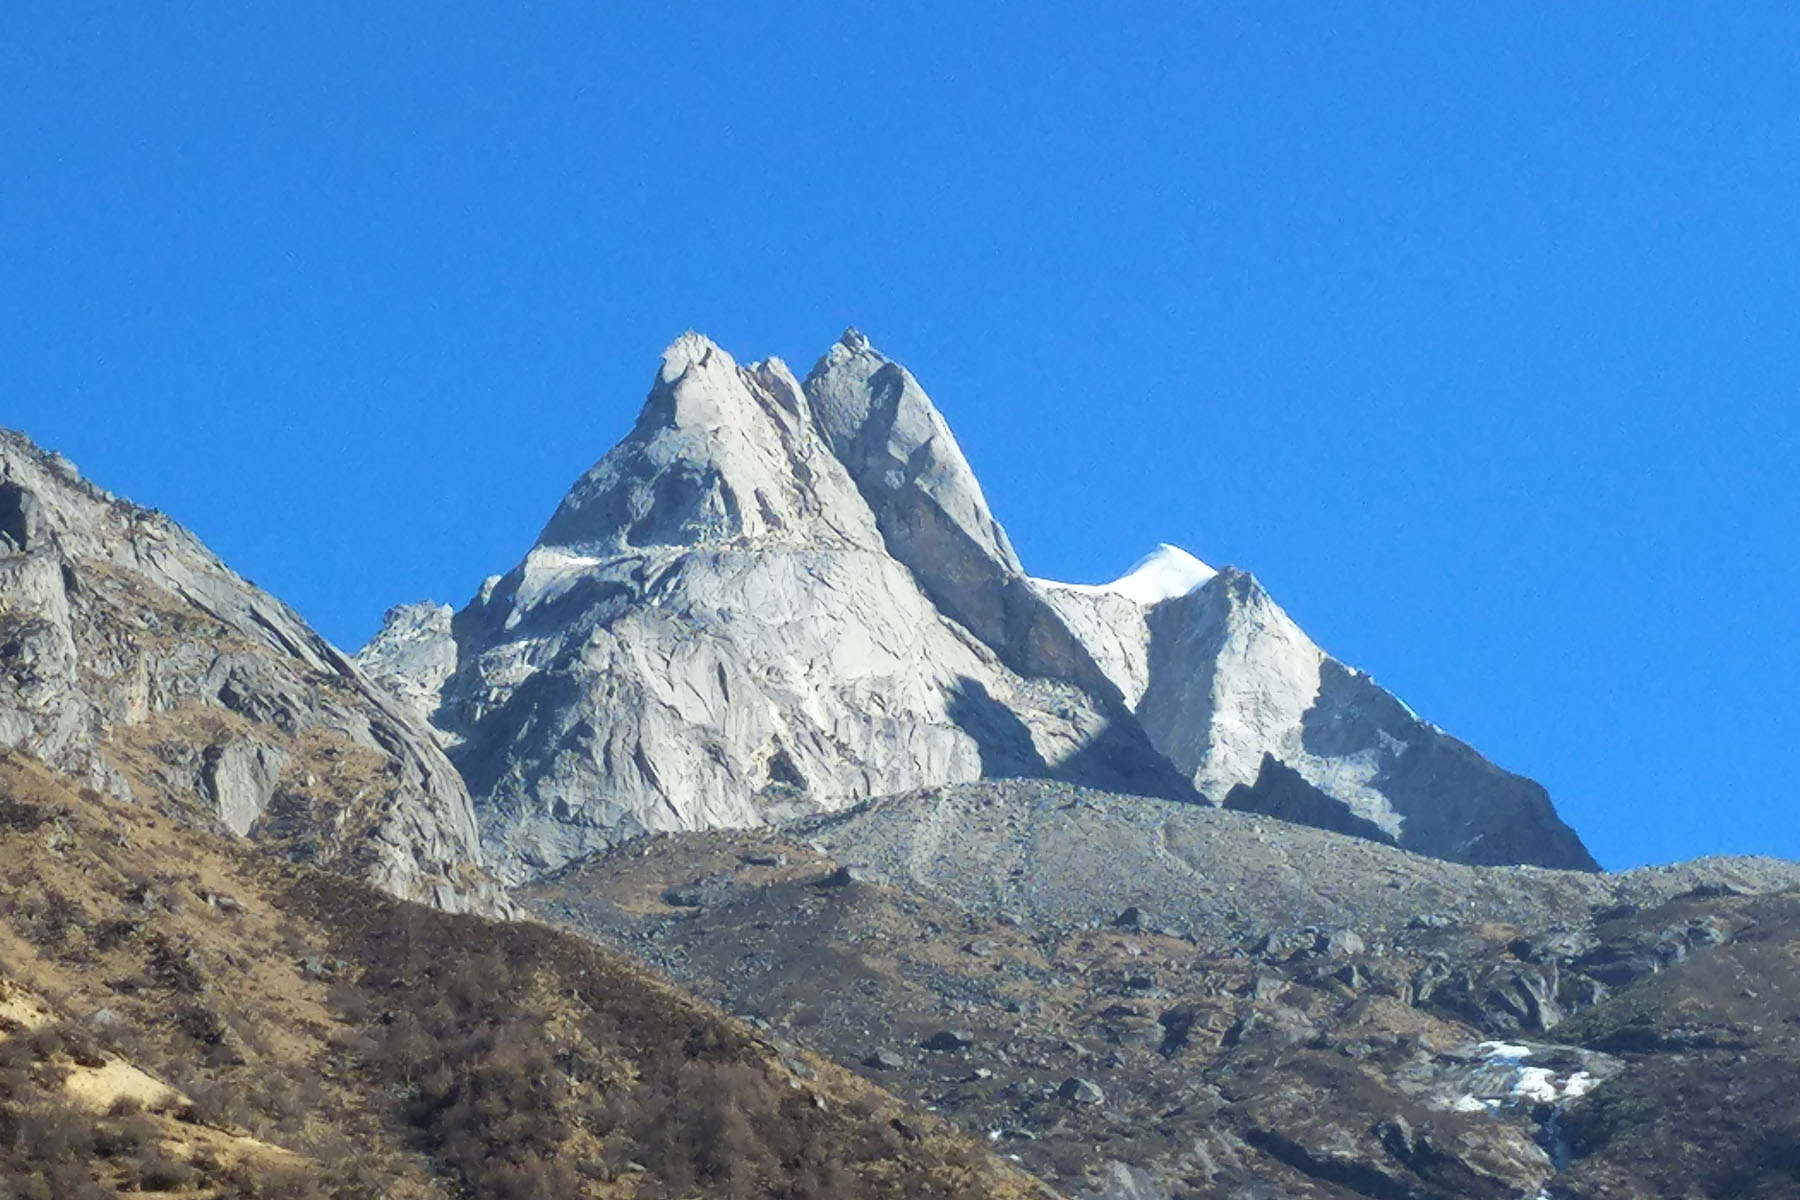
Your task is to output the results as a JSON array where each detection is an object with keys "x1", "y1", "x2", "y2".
[
  {"x1": 529, "y1": 780, "x2": 1800, "y2": 1199},
  {"x1": 0, "y1": 749, "x2": 1056, "y2": 1199},
  {"x1": 0, "y1": 430, "x2": 500, "y2": 913}
]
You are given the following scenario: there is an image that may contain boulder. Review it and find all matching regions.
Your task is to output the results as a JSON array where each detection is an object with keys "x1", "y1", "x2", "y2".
[
  {"x1": 923, "y1": 1029, "x2": 976, "y2": 1052},
  {"x1": 1058, "y1": 1076, "x2": 1106, "y2": 1105}
]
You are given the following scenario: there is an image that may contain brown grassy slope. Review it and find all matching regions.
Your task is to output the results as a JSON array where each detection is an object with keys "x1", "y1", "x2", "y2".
[{"x1": 0, "y1": 748, "x2": 1058, "y2": 1200}]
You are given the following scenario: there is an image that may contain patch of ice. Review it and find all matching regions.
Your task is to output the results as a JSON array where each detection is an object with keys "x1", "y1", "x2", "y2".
[
  {"x1": 1445, "y1": 1043, "x2": 1606, "y2": 1118},
  {"x1": 1513, "y1": 1067, "x2": 1561, "y2": 1103},
  {"x1": 1032, "y1": 543, "x2": 1217, "y2": 606}
]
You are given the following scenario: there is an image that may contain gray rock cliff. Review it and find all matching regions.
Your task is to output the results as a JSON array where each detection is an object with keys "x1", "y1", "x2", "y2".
[
  {"x1": 391, "y1": 334, "x2": 1153, "y2": 883},
  {"x1": 0, "y1": 430, "x2": 505, "y2": 912},
  {"x1": 365, "y1": 329, "x2": 1597, "y2": 878}
]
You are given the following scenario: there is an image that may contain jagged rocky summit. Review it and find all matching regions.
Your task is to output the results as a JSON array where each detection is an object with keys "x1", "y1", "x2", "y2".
[
  {"x1": 361, "y1": 329, "x2": 1597, "y2": 882},
  {"x1": 0, "y1": 430, "x2": 506, "y2": 913}
]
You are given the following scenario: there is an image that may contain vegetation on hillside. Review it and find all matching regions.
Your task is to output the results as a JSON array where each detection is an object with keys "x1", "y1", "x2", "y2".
[{"x1": 0, "y1": 749, "x2": 1053, "y2": 1199}]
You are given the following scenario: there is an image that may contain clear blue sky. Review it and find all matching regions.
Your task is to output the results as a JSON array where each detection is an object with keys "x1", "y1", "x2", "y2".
[{"x1": 4, "y1": 5, "x2": 1796, "y2": 871}]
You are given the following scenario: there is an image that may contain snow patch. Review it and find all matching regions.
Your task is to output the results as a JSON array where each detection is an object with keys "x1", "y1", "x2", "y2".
[
  {"x1": 1562, "y1": 1071, "x2": 1596, "y2": 1099},
  {"x1": 1440, "y1": 1042, "x2": 1605, "y2": 1114},
  {"x1": 1513, "y1": 1067, "x2": 1561, "y2": 1103},
  {"x1": 1033, "y1": 543, "x2": 1217, "y2": 606}
]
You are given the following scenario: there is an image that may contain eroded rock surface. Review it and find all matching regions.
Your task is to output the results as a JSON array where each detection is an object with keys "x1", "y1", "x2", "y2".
[
  {"x1": 366, "y1": 328, "x2": 1596, "y2": 878},
  {"x1": 0, "y1": 430, "x2": 503, "y2": 912},
  {"x1": 1037, "y1": 554, "x2": 1594, "y2": 870},
  {"x1": 397, "y1": 334, "x2": 1161, "y2": 882},
  {"x1": 354, "y1": 601, "x2": 457, "y2": 732}
]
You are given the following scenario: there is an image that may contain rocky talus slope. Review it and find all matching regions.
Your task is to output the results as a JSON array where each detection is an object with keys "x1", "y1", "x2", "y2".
[
  {"x1": 0, "y1": 747, "x2": 1056, "y2": 1199},
  {"x1": 0, "y1": 431, "x2": 501, "y2": 911},
  {"x1": 528, "y1": 780, "x2": 1800, "y2": 1200},
  {"x1": 362, "y1": 330, "x2": 1593, "y2": 878}
]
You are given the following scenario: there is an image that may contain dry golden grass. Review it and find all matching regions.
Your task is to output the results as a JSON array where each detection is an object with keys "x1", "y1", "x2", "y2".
[{"x1": 0, "y1": 748, "x2": 1059, "y2": 1199}]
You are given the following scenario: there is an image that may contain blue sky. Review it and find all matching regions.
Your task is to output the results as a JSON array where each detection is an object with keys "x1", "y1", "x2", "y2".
[{"x1": 4, "y1": 5, "x2": 1796, "y2": 870}]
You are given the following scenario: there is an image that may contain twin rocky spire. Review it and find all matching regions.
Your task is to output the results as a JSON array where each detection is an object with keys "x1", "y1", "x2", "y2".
[{"x1": 358, "y1": 330, "x2": 1598, "y2": 883}]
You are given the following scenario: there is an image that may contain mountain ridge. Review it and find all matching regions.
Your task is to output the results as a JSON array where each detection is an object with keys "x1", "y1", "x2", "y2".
[
  {"x1": 0, "y1": 428, "x2": 507, "y2": 913},
  {"x1": 359, "y1": 329, "x2": 1596, "y2": 877},
  {"x1": 2, "y1": 330, "x2": 1790, "y2": 1197}
]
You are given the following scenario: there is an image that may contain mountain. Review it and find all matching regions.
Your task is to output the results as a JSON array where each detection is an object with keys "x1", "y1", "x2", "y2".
[
  {"x1": 526, "y1": 778, "x2": 1800, "y2": 1199},
  {"x1": 1040, "y1": 560, "x2": 1594, "y2": 868},
  {"x1": 3, "y1": 331, "x2": 1788, "y2": 1200},
  {"x1": 0, "y1": 430, "x2": 503, "y2": 912},
  {"x1": 366, "y1": 333, "x2": 1178, "y2": 883},
  {"x1": 362, "y1": 330, "x2": 1594, "y2": 879}
]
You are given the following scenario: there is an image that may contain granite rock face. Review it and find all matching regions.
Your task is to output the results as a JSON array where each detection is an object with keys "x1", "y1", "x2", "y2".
[
  {"x1": 354, "y1": 601, "x2": 458, "y2": 733},
  {"x1": 801, "y1": 330, "x2": 1022, "y2": 657},
  {"x1": 366, "y1": 329, "x2": 1596, "y2": 879},
  {"x1": 388, "y1": 334, "x2": 1161, "y2": 882},
  {"x1": 0, "y1": 431, "x2": 504, "y2": 913},
  {"x1": 1033, "y1": 551, "x2": 1593, "y2": 869}
]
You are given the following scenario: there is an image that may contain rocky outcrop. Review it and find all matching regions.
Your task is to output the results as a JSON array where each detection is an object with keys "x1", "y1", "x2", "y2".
[
  {"x1": 1133, "y1": 570, "x2": 1595, "y2": 869},
  {"x1": 414, "y1": 334, "x2": 1161, "y2": 882},
  {"x1": 801, "y1": 330, "x2": 1021, "y2": 655},
  {"x1": 1040, "y1": 556, "x2": 1595, "y2": 870},
  {"x1": 0, "y1": 430, "x2": 502, "y2": 913},
  {"x1": 354, "y1": 601, "x2": 457, "y2": 732},
  {"x1": 805, "y1": 332, "x2": 1131, "y2": 701},
  {"x1": 1031, "y1": 544, "x2": 1216, "y2": 707},
  {"x1": 367, "y1": 328, "x2": 1596, "y2": 879}
]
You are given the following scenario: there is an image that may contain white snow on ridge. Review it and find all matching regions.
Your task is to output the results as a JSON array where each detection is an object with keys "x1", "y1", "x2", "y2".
[{"x1": 1033, "y1": 543, "x2": 1217, "y2": 606}]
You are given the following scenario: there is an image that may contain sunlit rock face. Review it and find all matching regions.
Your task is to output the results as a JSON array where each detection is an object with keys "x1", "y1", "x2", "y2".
[
  {"x1": 1136, "y1": 570, "x2": 1594, "y2": 869},
  {"x1": 364, "y1": 329, "x2": 1596, "y2": 881},
  {"x1": 386, "y1": 334, "x2": 1156, "y2": 883},
  {"x1": 0, "y1": 431, "x2": 505, "y2": 914},
  {"x1": 1035, "y1": 549, "x2": 1595, "y2": 870}
]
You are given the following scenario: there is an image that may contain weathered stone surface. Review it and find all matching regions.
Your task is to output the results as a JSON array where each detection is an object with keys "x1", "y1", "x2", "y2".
[
  {"x1": 527, "y1": 782, "x2": 1800, "y2": 1200},
  {"x1": 354, "y1": 601, "x2": 456, "y2": 732},
  {"x1": 1058, "y1": 1076, "x2": 1106, "y2": 1105},
  {"x1": 202, "y1": 738, "x2": 290, "y2": 837},
  {"x1": 1137, "y1": 569, "x2": 1596, "y2": 870},
  {"x1": 788, "y1": 780, "x2": 1799, "y2": 942},
  {"x1": 1038, "y1": 549, "x2": 1596, "y2": 870},
  {"x1": 0, "y1": 429, "x2": 503, "y2": 913},
  {"x1": 805, "y1": 333, "x2": 1146, "y2": 705},
  {"x1": 801, "y1": 330, "x2": 1025, "y2": 662},
  {"x1": 1077, "y1": 1161, "x2": 1171, "y2": 1200},
  {"x1": 407, "y1": 334, "x2": 1164, "y2": 882},
  {"x1": 367, "y1": 329, "x2": 1596, "y2": 878}
]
